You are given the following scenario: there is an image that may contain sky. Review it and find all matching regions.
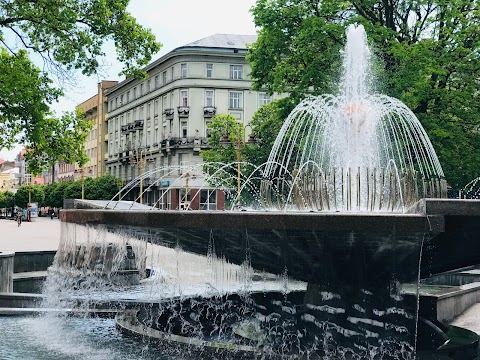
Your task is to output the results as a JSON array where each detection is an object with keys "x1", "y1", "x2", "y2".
[{"x1": 0, "y1": 0, "x2": 258, "y2": 161}]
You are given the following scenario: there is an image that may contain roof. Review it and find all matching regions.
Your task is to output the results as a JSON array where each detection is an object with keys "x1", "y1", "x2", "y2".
[
  {"x1": 105, "y1": 33, "x2": 257, "y2": 95},
  {"x1": 181, "y1": 34, "x2": 257, "y2": 50}
]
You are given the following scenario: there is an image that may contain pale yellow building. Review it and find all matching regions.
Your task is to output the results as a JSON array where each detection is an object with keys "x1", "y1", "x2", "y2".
[{"x1": 76, "y1": 80, "x2": 118, "y2": 178}]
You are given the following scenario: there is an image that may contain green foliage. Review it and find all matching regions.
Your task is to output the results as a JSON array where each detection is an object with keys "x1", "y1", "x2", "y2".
[
  {"x1": 42, "y1": 174, "x2": 122, "y2": 206},
  {"x1": 245, "y1": 98, "x2": 295, "y2": 167},
  {"x1": 0, "y1": 0, "x2": 161, "y2": 171},
  {"x1": 0, "y1": 0, "x2": 161, "y2": 78},
  {"x1": 63, "y1": 181, "x2": 82, "y2": 201},
  {"x1": 14, "y1": 184, "x2": 45, "y2": 208},
  {"x1": 200, "y1": 114, "x2": 258, "y2": 196},
  {"x1": 0, "y1": 191, "x2": 5, "y2": 208},
  {"x1": 249, "y1": 0, "x2": 480, "y2": 188},
  {"x1": 49, "y1": 181, "x2": 71, "y2": 208},
  {"x1": 23, "y1": 110, "x2": 92, "y2": 174},
  {"x1": 0, "y1": 49, "x2": 61, "y2": 150},
  {"x1": 201, "y1": 114, "x2": 241, "y2": 167},
  {"x1": 0, "y1": 190, "x2": 15, "y2": 210},
  {"x1": 87, "y1": 174, "x2": 122, "y2": 200}
]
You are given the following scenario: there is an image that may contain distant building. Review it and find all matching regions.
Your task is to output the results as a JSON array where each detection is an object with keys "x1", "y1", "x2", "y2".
[
  {"x1": 0, "y1": 159, "x2": 18, "y2": 193},
  {"x1": 75, "y1": 80, "x2": 118, "y2": 180},
  {"x1": 104, "y1": 34, "x2": 284, "y2": 209}
]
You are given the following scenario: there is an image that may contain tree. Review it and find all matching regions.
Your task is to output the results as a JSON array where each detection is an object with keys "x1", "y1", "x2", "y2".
[
  {"x1": 14, "y1": 184, "x2": 44, "y2": 208},
  {"x1": 87, "y1": 174, "x2": 122, "y2": 200},
  {"x1": 1, "y1": 190, "x2": 15, "y2": 216},
  {"x1": 245, "y1": 98, "x2": 295, "y2": 167},
  {"x1": 200, "y1": 114, "x2": 258, "y2": 198},
  {"x1": 0, "y1": 0, "x2": 161, "y2": 172},
  {"x1": 248, "y1": 0, "x2": 480, "y2": 188}
]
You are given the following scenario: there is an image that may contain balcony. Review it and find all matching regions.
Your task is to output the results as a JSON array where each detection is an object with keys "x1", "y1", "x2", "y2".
[
  {"x1": 177, "y1": 106, "x2": 190, "y2": 118},
  {"x1": 165, "y1": 137, "x2": 210, "y2": 154},
  {"x1": 121, "y1": 125, "x2": 128, "y2": 133},
  {"x1": 163, "y1": 108, "x2": 174, "y2": 120},
  {"x1": 127, "y1": 122, "x2": 135, "y2": 132},
  {"x1": 134, "y1": 119, "x2": 144, "y2": 130},
  {"x1": 203, "y1": 106, "x2": 217, "y2": 117}
]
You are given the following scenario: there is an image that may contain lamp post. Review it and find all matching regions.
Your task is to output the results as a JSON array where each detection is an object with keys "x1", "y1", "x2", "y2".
[
  {"x1": 74, "y1": 167, "x2": 92, "y2": 200},
  {"x1": 220, "y1": 123, "x2": 256, "y2": 203}
]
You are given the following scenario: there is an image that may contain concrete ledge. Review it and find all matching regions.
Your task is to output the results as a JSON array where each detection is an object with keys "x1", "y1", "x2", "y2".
[
  {"x1": 410, "y1": 199, "x2": 480, "y2": 216},
  {"x1": 0, "y1": 252, "x2": 15, "y2": 293},
  {"x1": 61, "y1": 209, "x2": 441, "y2": 233},
  {"x1": 0, "y1": 292, "x2": 44, "y2": 308},
  {"x1": 13, "y1": 250, "x2": 56, "y2": 273},
  {"x1": 403, "y1": 283, "x2": 480, "y2": 322},
  {"x1": 13, "y1": 271, "x2": 48, "y2": 294},
  {"x1": 0, "y1": 307, "x2": 121, "y2": 317}
]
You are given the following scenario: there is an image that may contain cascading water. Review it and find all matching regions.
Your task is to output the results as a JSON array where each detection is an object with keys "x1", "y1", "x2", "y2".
[{"x1": 260, "y1": 24, "x2": 446, "y2": 212}]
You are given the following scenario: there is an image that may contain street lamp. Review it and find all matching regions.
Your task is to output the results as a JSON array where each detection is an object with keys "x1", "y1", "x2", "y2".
[
  {"x1": 74, "y1": 167, "x2": 92, "y2": 200},
  {"x1": 220, "y1": 123, "x2": 257, "y2": 203}
]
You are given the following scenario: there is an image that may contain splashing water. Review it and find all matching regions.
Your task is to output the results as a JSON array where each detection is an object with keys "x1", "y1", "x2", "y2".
[{"x1": 260, "y1": 24, "x2": 446, "y2": 212}]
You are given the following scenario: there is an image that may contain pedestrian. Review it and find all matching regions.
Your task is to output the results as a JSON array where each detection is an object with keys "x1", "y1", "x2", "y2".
[
  {"x1": 17, "y1": 212, "x2": 22, "y2": 227},
  {"x1": 50, "y1": 210, "x2": 54, "y2": 220}
]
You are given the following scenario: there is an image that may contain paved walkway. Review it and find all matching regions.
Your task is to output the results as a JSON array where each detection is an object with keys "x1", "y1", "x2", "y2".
[{"x1": 0, "y1": 216, "x2": 60, "y2": 252}]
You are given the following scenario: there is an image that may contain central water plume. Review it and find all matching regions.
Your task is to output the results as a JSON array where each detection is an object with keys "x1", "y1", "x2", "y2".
[{"x1": 260, "y1": 24, "x2": 446, "y2": 212}]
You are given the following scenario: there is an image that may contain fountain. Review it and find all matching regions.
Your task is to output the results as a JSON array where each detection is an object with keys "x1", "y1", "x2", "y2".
[
  {"x1": 260, "y1": 25, "x2": 446, "y2": 212},
  {"x1": 2, "y1": 25, "x2": 479, "y2": 360}
]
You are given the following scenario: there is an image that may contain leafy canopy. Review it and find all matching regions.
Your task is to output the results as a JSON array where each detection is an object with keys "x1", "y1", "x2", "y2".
[
  {"x1": 0, "y1": 0, "x2": 161, "y2": 171},
  {"x1": 248, "y1": 0, "x2": 480, "y2": 188}
]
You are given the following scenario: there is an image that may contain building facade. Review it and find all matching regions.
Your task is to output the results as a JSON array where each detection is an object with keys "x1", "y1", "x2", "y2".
[
  {"x1": 104, "y1": 34, "x2": 282, "y2": 209},
  {"x1": 76, "y1": 80, "x2": 118, "y2": 181}
]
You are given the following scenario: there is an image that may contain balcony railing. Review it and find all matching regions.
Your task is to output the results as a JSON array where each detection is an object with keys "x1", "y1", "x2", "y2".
[
  {"x1": 163, "y1": 108, "x2": 174, "y2": 119},
  {"x1": 177, "y1": 106, "x2": 190, "y2": 117},
  {"x1": 203, "y1": 106, "x2": 217, "y2": 117},
  {"x1": 121, "y1": 125, "x2": 128, "y2": 133},
  {"x1": 127, "y1": 122, "x2": 135, "y2": 132},
  {"x1": 134, "y1": 119, "x2": 144, "y2": 130}
]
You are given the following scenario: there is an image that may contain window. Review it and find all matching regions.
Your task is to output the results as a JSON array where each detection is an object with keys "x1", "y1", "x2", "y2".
[
  {"x1": 181, "y1": 63, "x2": 187, "y2": 78},
  {"x1": 110, "y1": 100, "x2": 113, "y2": 111},
  {"x1": 115, "y1": 97, "x2": 118, "y2": 107},
  {"x1": 205, "y1": 120, "x2": 212, "y2": 137},
  {"x1": 200, "y1": 190, "x2": 217, "y2": 210},
  {"x1": 229, "y1": 91, "x2": 243, "y2": 109},
  {"x1": 163, "y1": 71, "x2": 167, "y2": 85},
  {"x1": 230, "y1": 65, "x2": 243, "y2": 79},
  {"x1": 181, "y1": 120, "x2": 188, "y2": 138},
  {"x1": 126, "y1": 91, "x2": 130, "y2": 103},
  {"x1": 171, "y1": 66, "x2": 174, "y2": 81},
  {"x1": 206, "y1": 63, "x2": 213, "y2": 78},
  {"x1": 205, "y1": 90, "x2": 214, "y2": 107},
  {"x1": 120, "y1": 94, "x2": 124, "y2": 106},
  {"x1": 147, "y1": 102, "x2": 151, "y2": 119},
  {"x1": 155, "y1": 75, "x2": 160, "y2": 88},
  {"x1": 259, "y1": 93, "x2": 272, "y2": 107},
  {"x1": 140, "y1": 83, "x2": 144, "y2": 96},
  {"x1": 147, "y1": 79, "x2": 151, "y2": 92},
  {"x1": 140, "y1": 106, "x2": 144, "y2": 120},
  {"x1": 163, "y1": 96, "x2": 167, "y2": 109},
  {"x1": 133, "y1": 87, "x2": 137, "y2": 99},
  {"x1": 180, "y1": 90, "x2": 188, "y2": 107},
  {"x1": 154, "y1": 100, "x2": 159, "y2": 117}
]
